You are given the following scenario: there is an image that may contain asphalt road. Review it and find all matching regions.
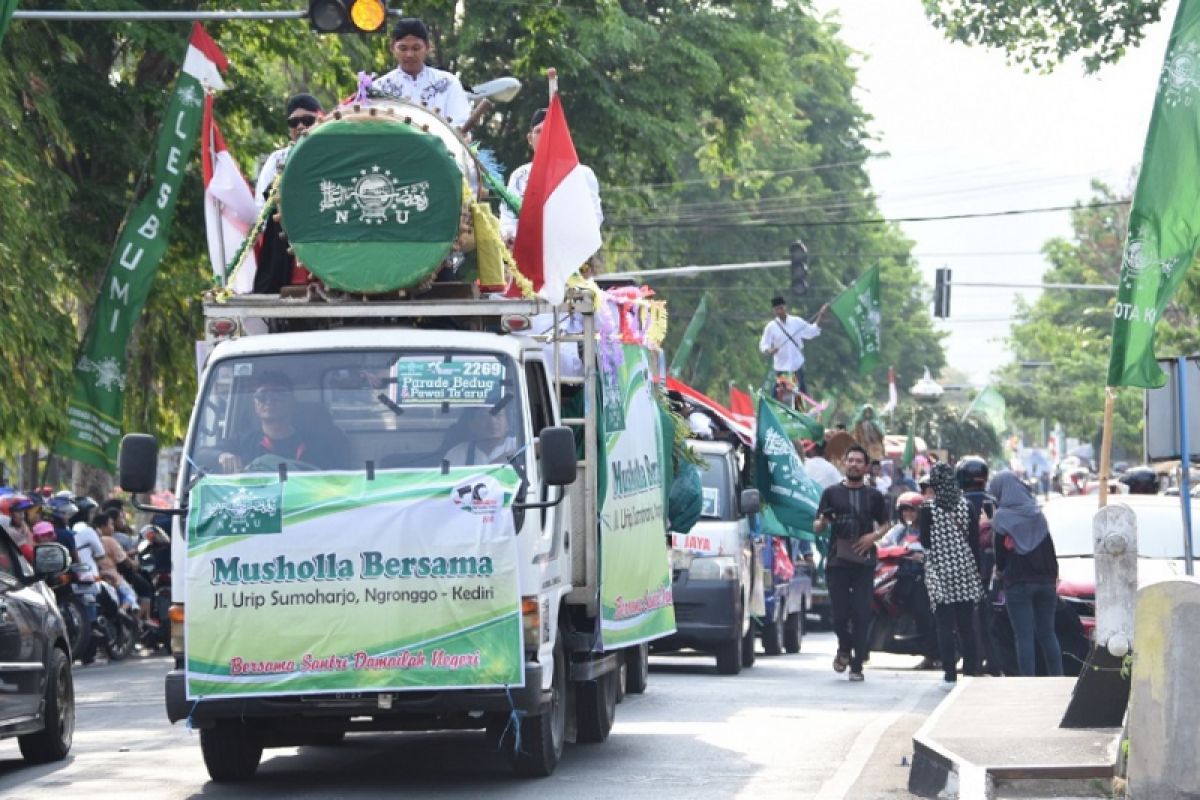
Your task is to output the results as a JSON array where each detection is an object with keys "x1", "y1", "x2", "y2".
[{"x1": 0, "y1": 633, "x2": 943, "y2": 799}]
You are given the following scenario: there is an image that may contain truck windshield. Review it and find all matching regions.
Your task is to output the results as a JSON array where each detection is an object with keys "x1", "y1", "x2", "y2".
[
  {"x1": 699, "y1": 453, "x2": 734, "y2": 521},
  {"x1": 185, "y1": 350, "x2": 524, "y2": 480}
]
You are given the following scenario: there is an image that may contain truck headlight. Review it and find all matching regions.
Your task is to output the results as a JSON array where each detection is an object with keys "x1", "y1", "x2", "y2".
[
  {"x1": 688, "y1": 556, "x2": 738, "y2": 581},
  {"x1": 521, "y1": 596, "x2": 541, "y2": 651}
]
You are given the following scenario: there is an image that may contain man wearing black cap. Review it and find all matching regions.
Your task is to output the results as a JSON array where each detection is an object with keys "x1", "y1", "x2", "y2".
[
  {"x1": 375, "y1": 18, "x2": 470, "y2": 127},
  {"x1": 254, "y1": 93, "x2": 323, "y2": 208},
  {"x1": 499, "y1": 107, "x2": 603, "y2": 244},
  {"x1": 759, "y1": 295, "x2": 829, "y2": 396}
]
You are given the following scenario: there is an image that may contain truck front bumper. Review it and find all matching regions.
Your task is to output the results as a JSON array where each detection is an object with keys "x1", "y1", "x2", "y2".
[
  {"x1": 653, "y1": 574, "x2": 740, "y2": 652},
  {"x1": 165, "y1": 663, "x2": 548, "y2": 729}
]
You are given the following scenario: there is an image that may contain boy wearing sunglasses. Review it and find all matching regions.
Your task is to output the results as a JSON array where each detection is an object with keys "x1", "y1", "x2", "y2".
[{"x1": 254, "y1": 93, "x2": 324, "y2": 207}]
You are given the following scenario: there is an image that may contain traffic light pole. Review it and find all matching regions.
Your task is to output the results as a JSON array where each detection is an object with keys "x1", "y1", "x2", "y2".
[{"x1": 12, "y1": 10, "x2": 311, "y2": 21}]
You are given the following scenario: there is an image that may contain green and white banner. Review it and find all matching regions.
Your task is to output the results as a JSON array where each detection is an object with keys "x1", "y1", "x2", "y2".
[
  {"x1": 57, "y1": 24, "x2": 228, "y2": 470},
  {"x1": 755, "y1": 393, "x2": 822, "y2": 541},
  {"x1": 829, "y1": 265, "x2": 883, "y2": 377},
  {"x1": 185, "y1": 466, "x2": 524, "y2": 699},
  {"x1": 598, "y1": 345, "x2": 675, "y2": 649}
]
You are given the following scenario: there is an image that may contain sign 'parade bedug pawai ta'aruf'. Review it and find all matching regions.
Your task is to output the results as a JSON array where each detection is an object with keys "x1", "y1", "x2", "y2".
[
  {"x1": 598, "y1": 343, "x2": 676, "y2": 649},
  {"x1": 184, "y1": 466, "x2": 523, "y2": 699}
]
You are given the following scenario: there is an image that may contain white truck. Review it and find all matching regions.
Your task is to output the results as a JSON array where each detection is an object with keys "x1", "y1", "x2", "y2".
[{"x1": 118, "y1": 93, "x2": 674, "y2": 782}]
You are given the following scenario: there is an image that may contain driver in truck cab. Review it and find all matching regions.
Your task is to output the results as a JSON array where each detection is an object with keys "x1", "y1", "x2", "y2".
[
  {"x1": 218, "y1": 372, "x2": 345, "y2": 473},
  {"x1": 444, "y1": 406, "x2": 519, "y2": 467}
]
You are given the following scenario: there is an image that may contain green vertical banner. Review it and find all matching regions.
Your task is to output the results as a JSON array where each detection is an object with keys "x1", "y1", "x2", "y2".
[
  {"x1": 56, "y1": 25, "x2": 227, "y2": 469},
  {"x1": 962, "y1": 385, "x2": 1007, "y2": 433},
  {"x1": 0, "y1": 1, "x2": 17, "y2": 46},
  {"x1": 598, "y1": 344, "x2": 676, "y2": 649},
  {"x1": 668, "y1": 292, "x2": 710, "y2": 378},
  {"x1": 754, "y1": 393, "x2": 823, "y2": 540},
  {"x1": 901, "y1": 427, "x2": 916, "y2": 470},
  {"x1": 829, "y1": 265, "x2": 882, "y2": 376},
  {"x1": 1107, "y1": 1, "x2": 1200, "y2": 388}
]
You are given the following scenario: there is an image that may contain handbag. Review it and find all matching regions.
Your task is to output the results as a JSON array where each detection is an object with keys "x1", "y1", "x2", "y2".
[{"x1": 830, "y1": 531, "x2": 871, "y2": 565}]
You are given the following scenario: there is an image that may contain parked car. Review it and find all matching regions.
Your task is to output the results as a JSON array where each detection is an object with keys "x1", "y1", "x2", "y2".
[
  {"x1": 0, "y1": 536, "x2": 75, "y2": 764},
  {"x1": 655, "y1": 439, "x2": 763, "y2": 675}
]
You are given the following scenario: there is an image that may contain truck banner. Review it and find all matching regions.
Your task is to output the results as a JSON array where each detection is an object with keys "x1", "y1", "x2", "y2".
[
  {"x1": 598, "y1": 344, "x2": 676, "y2": 649},
  {"x1": 184, "y1": 466, "x2": 524, "y2": 699}
]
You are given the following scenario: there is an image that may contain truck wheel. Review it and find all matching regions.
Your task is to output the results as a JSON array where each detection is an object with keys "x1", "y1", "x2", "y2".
[
  {"x1": 741, "y1": 622, "x2": 757, "y2": 668},
  {"x1": 200, "y1": 720, "x2": 264, "y2": 782},
  {"x1": 715, "y1": 633, "x2": 742, "y2": 675},
  {"x1": 784, "y1": 604, "x2": 804, "y2": 654},
  {"x1": 624, "y1": 644, "x2": 649, "y2": 695},
  {"x1": 19, "y1": 648, "x2": 74, "y2": 764},
  {"x1": 575, "y1": 669, "x2": 617, "y2": 744},
  {"x1": 506, "y1": 636, "x2": 566, "y2": 777},
  {"x1": 762, "y1": 610, "x2": 784, "y2": 656}
]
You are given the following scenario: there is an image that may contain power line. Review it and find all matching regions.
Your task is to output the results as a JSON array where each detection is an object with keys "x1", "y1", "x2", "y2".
[{"x1": 606, "y1": 199, "x2": 1130, "y2": 229}]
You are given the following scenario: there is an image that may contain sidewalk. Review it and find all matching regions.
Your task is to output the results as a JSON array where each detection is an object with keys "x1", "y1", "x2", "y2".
[{"x1": 908, "y1": 677, "x2": 1121, "y2": 799}]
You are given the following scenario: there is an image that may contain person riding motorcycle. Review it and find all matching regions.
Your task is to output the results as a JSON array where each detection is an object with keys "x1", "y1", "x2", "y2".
[
  {"x1": 878, "y1": 492, "x2": 937, "y2": 668},
  {"x1": 0, "y1": 494, "x2": 35, "y2": 556},
  {"x1": 1119, "y1": 466, "x2": 1159, "y2": 495}
]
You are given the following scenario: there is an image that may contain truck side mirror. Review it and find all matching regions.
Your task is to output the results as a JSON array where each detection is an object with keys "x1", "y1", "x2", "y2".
[
  {"x1": 539, "y1": 426, "x2": 577, "y2": 487},
  {"x1": 119, "y1": 433, "x2": 159, "y2": 493},
  {"x1": 32, "y1": 543, "x2": 70, "y2": 580},
  {"x1": 739, "y1": 488, "x2": 761, "y2": 516}
]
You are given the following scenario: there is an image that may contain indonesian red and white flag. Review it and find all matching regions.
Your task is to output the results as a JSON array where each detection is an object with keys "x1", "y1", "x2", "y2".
[
  {"x1": 202, "y1": 94, "x2": 259, "y2": 293},
  {"x1": 182, "y1": 22, "x2": 228, "y2": 90},
  {"x1": 884, "y1": 366, "x2": 899, "y2": 414},
  {"x1": 511, "y1": 94, "x2": 602, "y2": 305}
]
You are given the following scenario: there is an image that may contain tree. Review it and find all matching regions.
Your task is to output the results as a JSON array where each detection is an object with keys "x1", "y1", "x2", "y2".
[
  {"x1": 995, "y1": 181, "x2": 1200, "y2": 460},
  {"x1": 893, "y1": 400, "x2": 1002, "y2": 463},
  {"x1": 922, "y1": 0, "x2": 1168, "y2": 73}
]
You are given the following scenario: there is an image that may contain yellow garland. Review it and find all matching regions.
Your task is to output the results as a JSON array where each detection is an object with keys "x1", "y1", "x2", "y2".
[
  {"x1": 464, "y1": 181, "x2": 535, "y2": 299},
  {"x1": 212, "y1": 172, "x2": 284, "y2": 303}
]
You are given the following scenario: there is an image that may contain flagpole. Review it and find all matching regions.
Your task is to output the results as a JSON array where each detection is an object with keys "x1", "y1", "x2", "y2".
[
  {"x1": 1098, "y1": 387, "x2": 1115, "y2": 508},
  {"x1": 547, "y1": 67, "x2": 558, "y2": 98},
  {"x1": 207, "y1": 93, "x2": 229, "y2": 284}
]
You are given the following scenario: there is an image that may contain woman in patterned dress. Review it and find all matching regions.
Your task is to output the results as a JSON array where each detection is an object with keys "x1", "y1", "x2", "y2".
[{"x1": 919, "y1": 463, "x2": 985, "y2": 687}]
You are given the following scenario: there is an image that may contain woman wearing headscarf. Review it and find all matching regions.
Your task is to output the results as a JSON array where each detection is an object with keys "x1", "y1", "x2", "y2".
[
  {"x1": 989, "y1": 470, "x2": 1062, "y2": 676},
  {"x1": 919, "y1": 463, "x2": 985, "y2": 687}
]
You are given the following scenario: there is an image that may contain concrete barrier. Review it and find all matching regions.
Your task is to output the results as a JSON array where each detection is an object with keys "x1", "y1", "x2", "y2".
[{"x1": 1127, "y1": 577, "x2": 1200, "y2": 800}]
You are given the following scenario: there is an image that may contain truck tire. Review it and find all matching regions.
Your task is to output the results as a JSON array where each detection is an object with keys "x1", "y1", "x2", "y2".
[
  {"x1": 200, "y1": 720, "x2": 264, "y2": 782},
  {"x1": 506, "y1": 636, "x2": 566, "y2": 776},
  {"x1": 715, "y1": 632, "x2": 742, "y2": 675},
  {"x1": 18, "y1": 648, "x2": 74, "y2": 764},
  {"x1": 784, "y1": 603, "x2": 804, "y2": 654},
  {"x1": 624, "y1": 643, "x2": 649, "y2": 695},
  {"x1": 741, "y1": 622, "x2": 757, "y2": 668},
  {"x1": 762, "y1": 609, "x2": 784, "y2": 656},
  {"x1": 575, "y1": 669, "x2": 617, "y2": 744}
]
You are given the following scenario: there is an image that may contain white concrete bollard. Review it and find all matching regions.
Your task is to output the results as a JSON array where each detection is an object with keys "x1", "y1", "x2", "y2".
[{"x1": 1092, "y1": 504, "x2": 1138, "y2": 658}]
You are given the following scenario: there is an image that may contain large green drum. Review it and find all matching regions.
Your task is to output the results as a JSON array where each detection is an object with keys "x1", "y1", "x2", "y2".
[{"x1": 278, "y1": 107, "x2": 465, "y2": 293}]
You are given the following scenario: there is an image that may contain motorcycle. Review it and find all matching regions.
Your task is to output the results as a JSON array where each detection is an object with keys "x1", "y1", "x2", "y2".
[
  {"x1": 90, "y1": 580, "x2": 138, "y2": 662},
  {"x1": 134, "y1": 537, "x2": 172, "y2": 652},
  {"x1": 869, "y1": 543, "x2": 937, "y2": 659},
  {"x1": 50, "y1": 565, "x2": 95, "y2": 661}
]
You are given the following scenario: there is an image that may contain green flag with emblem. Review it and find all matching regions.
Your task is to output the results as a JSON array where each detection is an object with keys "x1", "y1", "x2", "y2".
[
  {"x1": 764, "y1": 394, "x2": 825, "y2": 446},
  {"x1": 755, "y1": 393, "x2": 823, "y2": 539},
  {"x1": 1107, "y1": 0, "x2": 1200, "y2": 388},
  {"x1": 901, "y1": 427, "x2": 916, "y2": 470},
  {"x1": 56, "y1": 25, "x2": 226, "y2": 470},
  {"x1": 829, "y1": 265, "x2": 882, "y2": 376}
]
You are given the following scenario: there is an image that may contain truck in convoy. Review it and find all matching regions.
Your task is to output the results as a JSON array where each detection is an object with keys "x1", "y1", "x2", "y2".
[{"x1": 117, "y1": 95, "x2": 675, "y2": 781}]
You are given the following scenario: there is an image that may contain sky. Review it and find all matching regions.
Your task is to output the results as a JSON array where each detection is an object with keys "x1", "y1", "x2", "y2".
[{"x1": 814, "y1": 0, "x2": 1179, "y2": 387}]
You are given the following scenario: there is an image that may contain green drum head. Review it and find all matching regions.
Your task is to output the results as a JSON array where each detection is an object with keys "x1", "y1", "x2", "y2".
[{"x1": 279, "y1": 117, "x2": 463, "y2": 293}]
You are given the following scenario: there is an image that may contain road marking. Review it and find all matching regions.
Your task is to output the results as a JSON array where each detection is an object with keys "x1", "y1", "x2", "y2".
[{"x1": 813, "y1": 681, "x2": 934, "y2": 800}]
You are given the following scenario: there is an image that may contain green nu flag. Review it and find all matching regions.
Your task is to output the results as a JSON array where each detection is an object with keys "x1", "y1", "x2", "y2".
[
  {"x1": 669, "y1": 293, "x2": 710, "y2": 378},
  {"x1": 830, "y1": 265, "x2": 882, "y2": 376},
  {"x1": 1107, "y1": 1, "x2": 1200, "y2": 388},
  {"x1": 764, "y1": 394, "x2": 825, "y2": 445},
  {"x1": 901, "y1": 428, "x2": 916, "y2": 469},
  {"x1": 755, "y1": 394, "x2": 822, "y2": 540},
  {"x1": 0, "y1": 1, "x2": 17, "y2": 45},
  {"x1": 963, "y1": 386, "x2": 1007, "y2": 434},
  {"x1": 56, "y1": 25, "x2": 226, "y2": 470}
]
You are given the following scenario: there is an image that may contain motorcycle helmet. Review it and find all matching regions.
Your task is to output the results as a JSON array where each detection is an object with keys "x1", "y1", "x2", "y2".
[
  {"x1": 139, "y1": 524, "x2": 168, "y2": 545},
  {"x1": 1119, "y1": 466, "x2": 1159, "y2": 495},
  {"x1": 70, "y1": 496, "x2": 98, "y2": 527},
  {"x1": 0, "y1": 494, "x2": 33, "y2": 517},
  {"x1": 956, "y1": 456, "x2": 989, "y2": 490},
  {"x1": 896, "y1": 491, "x2": 924, "y2": 512},
  {"x1": 46, "y1": 495, "x2": 78, "y2": 524},
  {"x1": 31, "y1": 521, "x2": 57, "y2": 543}
]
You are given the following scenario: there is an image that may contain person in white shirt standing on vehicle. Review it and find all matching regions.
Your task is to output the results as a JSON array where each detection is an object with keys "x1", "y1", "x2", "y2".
[
  {"x1": 375, "y1": 18, "x2": 470, "y2": 127},
  {"x1": 759, "y1": 295, "x2": 829, "y2": 396}
]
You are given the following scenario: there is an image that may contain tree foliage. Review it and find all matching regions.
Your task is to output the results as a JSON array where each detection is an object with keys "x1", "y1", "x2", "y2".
[
  {"x1": 0, "y1": 0, "x2": 945, "y2": 475},
  {"x1": 892, "y1": 400, "x2": 1002, "y2": 463},
  {"x1": 995, "y1": 181, "x2": 1200, "y2": 460},
  {"x1": 923, "y1": 0, "x2": 1167, "y2": 73}
]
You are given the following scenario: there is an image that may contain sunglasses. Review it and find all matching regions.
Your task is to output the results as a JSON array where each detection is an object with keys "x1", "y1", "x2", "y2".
[
  {"x1": 254, "y1": 388, "x2": 291, "y2": 404},
  {"x1": 288, "y1": 114, "x2": 318, "y2": 129}
]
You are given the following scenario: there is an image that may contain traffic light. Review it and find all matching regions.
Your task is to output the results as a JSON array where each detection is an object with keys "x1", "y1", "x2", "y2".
[
  {"x1": 934, "y1": 267, "x2": 951, "y2": 318},
  {"x1": 790, "y1": 239, "x2": 809, "y2": 298},
  {"x1": 308, "y1": 0, "x2": 388, "y2": 34}
]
